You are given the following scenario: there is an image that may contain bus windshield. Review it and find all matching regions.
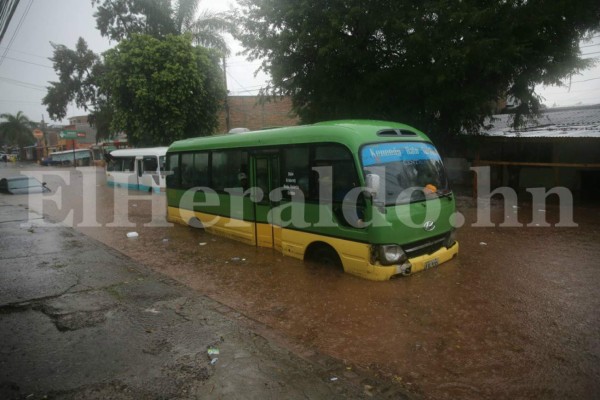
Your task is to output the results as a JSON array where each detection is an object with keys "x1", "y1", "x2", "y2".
[{"x1": 361, "y1": 142, "x2": 449, "y2": 205}]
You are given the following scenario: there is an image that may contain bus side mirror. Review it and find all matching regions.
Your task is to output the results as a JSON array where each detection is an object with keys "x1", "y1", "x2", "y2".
[{"x1": 365, "y1": 174, "x2": 380, "y2": 198}]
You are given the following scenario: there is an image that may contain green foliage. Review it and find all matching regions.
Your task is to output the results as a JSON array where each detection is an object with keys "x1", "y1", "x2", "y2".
[
  {"x1": 103, "y1": 34, "x2": 225, "y2": 146},
  {"x1": 42, "y1": 38, "x2": 114, "y2": 141},
  {"x1": 91, "y1": 0, "x2": 233, "y2": 54},
  {"x1": 0, "y1": 111, "x2": 36, "y2": 147},
  {"x1": 236, "y1": 0, "x2": 600, "y2": 140},
  {"x1": 43, "y1": 38, "x2": 101, "y2": 121}
]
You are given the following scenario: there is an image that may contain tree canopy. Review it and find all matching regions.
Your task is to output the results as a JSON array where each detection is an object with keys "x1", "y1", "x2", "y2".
[
  {"x1": 236, "y1": 0, "x2": 600, "y2": 140},
  {"x1": 0, "y1": 111, "x2": 36, "y2": 148},
  {"x1": 92, "y1": 0, "x2": 232, "y2": 54},
  {"x1": 103, "y1": 34, "x2": 225, "y2": 146},
  {"x1": 43, "y1": 1, "x2": 232, "y2": 145}
]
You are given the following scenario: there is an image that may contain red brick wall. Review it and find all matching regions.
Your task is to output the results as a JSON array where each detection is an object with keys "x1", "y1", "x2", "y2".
[{"x1": 217, "y1": 96, "x2": 299, "y2": 133}]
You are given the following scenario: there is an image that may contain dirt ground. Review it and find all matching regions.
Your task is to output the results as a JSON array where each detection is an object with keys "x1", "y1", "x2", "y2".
[{"x1": 2, "y1": 164, "x2": 599, "y2": 399}]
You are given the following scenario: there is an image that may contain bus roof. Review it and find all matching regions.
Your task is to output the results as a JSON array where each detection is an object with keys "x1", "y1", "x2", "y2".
[
  {"x1": 110, "y1": 147, "x2": 169, "y2": 157},
  {"x1": 167, "y1": 120, "x2": 432, "y2": 153},
  {"x1": 50, "y1": 149, "x2": 92, "y2": 156}
]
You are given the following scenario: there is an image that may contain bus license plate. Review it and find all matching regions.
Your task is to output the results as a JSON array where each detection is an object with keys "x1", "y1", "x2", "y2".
[{"x1": 424, "y1": 258, "x2": 439, "y2": 270}]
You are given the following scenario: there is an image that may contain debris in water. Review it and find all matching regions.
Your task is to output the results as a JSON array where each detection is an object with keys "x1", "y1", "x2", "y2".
[
  {"x1": 207, "y1": 347, "x2": 220, "y2": 356},
  {"x1": 126, "y1": 232, "x2": 139, "y2": 238},
  {"x1": 479, "y1": 242, "x2": 487, "y2": 246},
  {"x1": 162, "y1": 238, "x2": 169, "y2": 242},
  {"x1": 538, "y1": 209, "x2": 546, "y2": 212},
  {"x1": 199, "y1": 242, "x2": 207, "y2": 246},
  {"x1": 330, "y1": 377, "x2": 338, "y2": 382},
  {"x1": 231, "y1": 257, "x2": 241, "y2": 262}
]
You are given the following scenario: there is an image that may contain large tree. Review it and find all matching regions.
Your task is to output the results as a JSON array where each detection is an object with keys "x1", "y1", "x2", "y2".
[
  {"x1": 44, "y1": 1, "x2": 232, "y2": 145},
  {"x1": 0, "y1": 111, "x2": 36, "y2": 148},
  {"x1": 236, "y1": 0, "x2": 600, "y2": 141},
  {"x1": 102, "y1": 34, "x2": 225, "y2": 146},
  {"x1": 92, "y1": 0, "x2": 232, "y2": 54}
]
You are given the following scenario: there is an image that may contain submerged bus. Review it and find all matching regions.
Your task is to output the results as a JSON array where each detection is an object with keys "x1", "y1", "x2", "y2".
[
  {"x1": 42, "y1": 149, "x2": 94, "y2": 166},
  {"x1": 106, "y1": 147, "x2": 168, "y2": 193},
  {"x1": 165, "y1": 121, "x2": 458, "y2": 280}
]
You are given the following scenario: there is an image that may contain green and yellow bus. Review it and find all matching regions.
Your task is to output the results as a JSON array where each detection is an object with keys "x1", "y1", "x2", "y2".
[{"x1": 165, "y1": 120, "x2": 458, "y2": 281}]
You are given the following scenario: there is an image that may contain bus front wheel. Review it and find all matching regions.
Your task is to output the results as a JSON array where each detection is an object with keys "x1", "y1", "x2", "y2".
[{"x1": 305, "y1": 242, "x2": 342, "y2": 269}]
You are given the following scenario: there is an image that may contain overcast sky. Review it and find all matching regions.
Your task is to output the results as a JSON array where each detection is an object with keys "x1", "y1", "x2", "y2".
[{"x1": 0, "y1": 0, "x2": 598, "y2": 127}]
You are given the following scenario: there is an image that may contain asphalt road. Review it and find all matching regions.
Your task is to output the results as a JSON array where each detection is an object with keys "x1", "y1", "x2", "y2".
[{"x1": 0, "y1": 201, "x2": 410, "y2": 399}]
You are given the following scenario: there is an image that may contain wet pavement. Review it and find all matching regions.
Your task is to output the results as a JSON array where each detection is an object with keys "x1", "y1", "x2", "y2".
[
  {"x1": 1, "y1": 164, "x2": 599, "y2": 399},
  {"x1": 0, "y1": 201, "x2": 406, "y2": 399}
]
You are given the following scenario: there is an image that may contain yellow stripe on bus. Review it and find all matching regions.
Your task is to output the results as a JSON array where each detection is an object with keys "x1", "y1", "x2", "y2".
[{"x1": 167, "y1": 206, "x2": 459, "y2": 281}]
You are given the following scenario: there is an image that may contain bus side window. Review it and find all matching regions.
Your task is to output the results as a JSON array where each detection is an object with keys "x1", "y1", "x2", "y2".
[
  {"x1": 180, "y1": 153, "x2": 194, "y2": 188},
  {"x1": 312, "y1": 144, "x2": 358, "y2": 203},
  {"x1": 143, "y1": 156, "x2": 158, "y2": 173},
  {"x1": 282, "y1": 146, "x2": 309, "y2": 200},
  {"x1": 124, "y1": 157, "x2": 135, "y2": 172},
  {"x1": 166, "y1": 153, "x2": 180, "y2": 188},
  {"x1": 211, "y1": 150, "x2": 247, "y2": 192},
  {"x1": 192, "y1": 152, "x2": 209, "y2": 186}
]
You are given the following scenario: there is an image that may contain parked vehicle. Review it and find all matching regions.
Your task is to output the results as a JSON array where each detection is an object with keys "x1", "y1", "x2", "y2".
[
  {"x1": 0, "y1": 176, "x2": 51, "y2": 194},
  {"x1": 41, "y1": 149, "x2": 94, "y2": 166},
  {"x1": 106, "y1": 147, "x2": 168, "y2": 193}
]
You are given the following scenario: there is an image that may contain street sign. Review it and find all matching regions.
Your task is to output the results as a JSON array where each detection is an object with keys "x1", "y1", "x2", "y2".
[
  {"x1": 33, "y1": 129, "x2": 43, "y2": 139},
  {"x1": 60, "y1": 130, "x2": 86, "y2": 139}
]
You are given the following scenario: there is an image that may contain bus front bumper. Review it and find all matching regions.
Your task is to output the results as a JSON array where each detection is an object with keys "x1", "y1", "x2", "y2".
[{"x1": 364, "y1": 241, "x2": 459, "y2": 281}]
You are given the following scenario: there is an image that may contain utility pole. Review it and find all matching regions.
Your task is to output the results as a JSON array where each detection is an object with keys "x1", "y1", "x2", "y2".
[{"x1": 222, "y1": 57, "x2": 231, "y2": 132}]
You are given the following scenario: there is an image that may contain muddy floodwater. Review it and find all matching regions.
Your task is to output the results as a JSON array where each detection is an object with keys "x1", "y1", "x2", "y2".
[{"x1": 4, "y1": 166, "x2": 599, "y2": 399}]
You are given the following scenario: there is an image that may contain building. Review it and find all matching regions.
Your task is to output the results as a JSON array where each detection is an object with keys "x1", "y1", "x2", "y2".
[
  {"x1": 465, "y1": 104, "x2": 600, "y2": 201},
  {"x1": 217, "y1": 96, "x2": 299, "y2": 133}
]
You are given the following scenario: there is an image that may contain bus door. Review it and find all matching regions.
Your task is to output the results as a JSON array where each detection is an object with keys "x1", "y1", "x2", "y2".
[
  {"x1": 252, "y1": 153, "x2": 281, "y2": 250},
  {"x1": 138, "y1": 155, "x2": 161, "y2": 192}
]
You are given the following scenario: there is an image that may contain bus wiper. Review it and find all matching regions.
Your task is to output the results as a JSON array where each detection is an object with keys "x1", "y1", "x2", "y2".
[{"x1": 436, "y1": 190, "x2": 453, "y2": 199}]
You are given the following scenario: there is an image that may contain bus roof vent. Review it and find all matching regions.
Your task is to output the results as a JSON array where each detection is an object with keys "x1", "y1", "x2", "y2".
[
  {"x1": 377, "y1": 129, "x2": 417, "y2": 137},
  {"x1": 228, "y1": 127, "x2": 251, "y2": 134}
]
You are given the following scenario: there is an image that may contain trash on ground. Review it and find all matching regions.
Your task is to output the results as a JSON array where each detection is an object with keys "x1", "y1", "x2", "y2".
[
  {"x1": 126, "y1": 232, "x2": 139, "y2": 238},
  {"x1": 207, "y1": 347, "x2": 220, "y2": 357},
  {"x1": 230, "y1": 257, "x2": 241, "y2": 262},
  {"x1": 162, "y1": 238, "x2": 169, "y2": 242},
  {"x1": 538, "y1": 209, "x2": 546, "y2": 212},
  {"x1": 330, "y1": 377, "x2": 338, "y2": 382},
  {"x1": 479, "y1": 242, "x2": 487, "y2": 246},
  {"x1": 199, "y1": 242, "x2": 207, "y2": 246},
  {"x1": 144, "y1": 308, "x2": 160, "y2": 314},
  {"x1": 210, "y1": 358, "x2": 218, "y2": 365}
]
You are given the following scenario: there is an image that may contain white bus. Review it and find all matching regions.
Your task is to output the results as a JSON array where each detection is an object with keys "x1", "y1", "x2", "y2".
[
  {"x1": 106, "y1": 147, "x2": 168, "y2": 193},
  {"x1": 44, "y1": 149, "x2": 94, "y2": 166}
]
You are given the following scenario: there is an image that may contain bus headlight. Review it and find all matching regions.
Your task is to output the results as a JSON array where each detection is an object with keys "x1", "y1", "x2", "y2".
[
  {"x1": 378, "y1": 245, "x2": 408, "y2": 265},
  {"x1": 444, "y1": 229, "x2": 457, "y2": 248}
]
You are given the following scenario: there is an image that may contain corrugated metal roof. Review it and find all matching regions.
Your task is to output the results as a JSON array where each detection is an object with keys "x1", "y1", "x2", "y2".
[{"x1": 483, "y1": 104, "x2": 600, "y2": 138}]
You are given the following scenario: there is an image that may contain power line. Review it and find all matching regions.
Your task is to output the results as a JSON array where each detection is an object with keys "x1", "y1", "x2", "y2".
[
  {"x1": 0, "y1": 99, "x2": 41, "y2": 104},
  {"x1": 0, "y1": 0, "x2": 32, "y2": 68},
  {"x1": 0, "y1": 75, "x2": 46, "y2": 91},
  {"x1": 580, "y1": 42, "x2": 600, "y2": 49},
  {"x1": 0, "y1": 45, "x2": 49, "y2": 60},
  {"x1": 2, "y1": 55, "x2": 53, "y2": 69},
  {"x1": 581, "y1": 50, "x2": 600, "y2": 56},
  {"x1": 571, "y1": 76, "x2": 600, "y2": 83},
  {"x1": 0, "y1": 0, "x2": 20, "y2": 44}
]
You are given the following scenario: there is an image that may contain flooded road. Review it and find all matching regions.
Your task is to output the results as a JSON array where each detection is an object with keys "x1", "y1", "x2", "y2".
[{"x1": 3, "y1": 165, "x2": 599, "y2": 399}]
